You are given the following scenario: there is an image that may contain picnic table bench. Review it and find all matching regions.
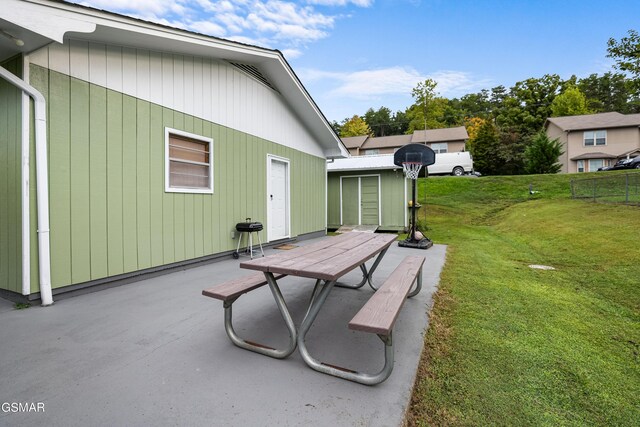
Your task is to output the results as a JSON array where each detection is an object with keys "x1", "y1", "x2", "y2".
[{"x1": 202, "y1": 233, "x2": 426, "y2": 385}]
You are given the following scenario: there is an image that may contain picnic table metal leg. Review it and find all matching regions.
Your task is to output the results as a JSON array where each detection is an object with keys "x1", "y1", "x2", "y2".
[
  {"x1": 297, "y1": 280, "x2": 395, "y2": 385},
  {"x1": 335, "y1": 246, "x2": 390, "y2": 291},
  {"x1": 407, "y1": 266, "x2": 423, "y2": 298},
  {"x1": 366, "y1": 246, "x2": 389, "y2": 291},
  {"x1": 222, "y1": 273, "x2": 297, "y2": 359}
]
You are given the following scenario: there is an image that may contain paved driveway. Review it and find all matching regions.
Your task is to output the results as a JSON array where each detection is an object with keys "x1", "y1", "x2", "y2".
[{"x1": 0, "y1": 237, "x2": 446, "y2": 427}]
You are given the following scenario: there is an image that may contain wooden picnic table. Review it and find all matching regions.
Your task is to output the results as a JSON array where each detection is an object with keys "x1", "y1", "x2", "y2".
[
  {"x1": 238, "y1": 232, "x2": 399, "y2": 383},
  {"x1": 240, "y1": 232, "x2": 397, "y2": 282}
]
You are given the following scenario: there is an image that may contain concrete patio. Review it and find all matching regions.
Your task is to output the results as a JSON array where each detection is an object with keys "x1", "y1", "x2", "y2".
[{"x1": 0, "y1": 236, "x2": 446, "y2": 427}]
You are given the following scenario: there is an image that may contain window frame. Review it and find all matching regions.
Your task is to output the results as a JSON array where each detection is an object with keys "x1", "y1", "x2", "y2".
[
  {"x1": 588, "y1": 158, "x2": 604, "y2": 172},
  {"x1": 164, "y1": 127, "x2": 214, "y2": 194},
  {"x1": 577, "y1": 160, "x2": 585, "y2": 173},
  {"x1": 583, "y1": 130, "x2": 607, "y2": 146},
  {"x1": 364, "y1": 149, "x2": 380, "y2": 156},
  {"x1": 431, "y1": 142, "x2": 448, "y2": 154}
]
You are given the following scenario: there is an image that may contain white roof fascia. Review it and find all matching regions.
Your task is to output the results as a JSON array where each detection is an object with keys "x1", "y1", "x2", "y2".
[{"x1": 327, "y1": 155, "x2": 400, "y2": 172}]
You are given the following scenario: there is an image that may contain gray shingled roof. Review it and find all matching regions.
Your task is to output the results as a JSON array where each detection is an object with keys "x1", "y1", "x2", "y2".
[
  {"x1": 546, "y1": 112, "x2": 640, "y2": 131},
  {"x1": 361, "y1": 134, "x2": 412, "y2": 149},
  {"x1": 340, "y1": 126, "x2": 469, "y2": 150},
  {"x1": 340, "y1": 135, "x2": 370, "y2": 149},
  {"x1": 411, "y1": 126, "x2": 469, "y2": 143}
]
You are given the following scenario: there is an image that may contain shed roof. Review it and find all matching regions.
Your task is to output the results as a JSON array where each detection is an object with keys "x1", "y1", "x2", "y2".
[
  {"x1": 546, "y1": 112, "x2": 640, "y2": 132},
  {"x1": 0, "y1": 0, "x2": 348, "y2": 158},
  {"x1": 327, "y1": 154, "x2": 400, "y2": 172},
  {"x1": 411, "y1": 126, "x2": 469, "y2": 143}
]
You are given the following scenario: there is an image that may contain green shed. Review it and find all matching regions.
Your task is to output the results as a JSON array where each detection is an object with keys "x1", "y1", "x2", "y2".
[
  {"x1": 0, "y1": 0, "x2": 347, "y2": 304},
  {"x1": 327, "y1": 155, "x2": 409, "y2": 232}
]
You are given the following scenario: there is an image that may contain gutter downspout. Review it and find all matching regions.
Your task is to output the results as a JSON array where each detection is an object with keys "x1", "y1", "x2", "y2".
[
  {"x1": 21, "y1": 56, "x2": 30, "y2": 297},
  {"x1": 0, "y1": 65, "x2": 53, "y2": 306}
]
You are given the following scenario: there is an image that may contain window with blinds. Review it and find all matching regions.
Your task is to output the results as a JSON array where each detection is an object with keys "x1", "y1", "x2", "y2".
[{"x1": 165, "y1": 129, "x2": 213, "y2": 193}]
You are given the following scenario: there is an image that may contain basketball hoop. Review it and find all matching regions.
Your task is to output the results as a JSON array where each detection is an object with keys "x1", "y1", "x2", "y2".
[{"x1": 402, "y1": 162, "x2": 423, "y2": 180}]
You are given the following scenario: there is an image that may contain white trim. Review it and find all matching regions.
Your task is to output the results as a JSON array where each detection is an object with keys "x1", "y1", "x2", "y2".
[
  {"x1": 164, "y1": 127, "x2": 214, "y2": 194},
  {"x1": 324, "y1": 162, "x2": 328, "y2": 231},
  {"x1": 266, "y1": 154, "x2": 291, "y2": 242},
  {"x1": 358, "y1": 177, "x2": 362, "y2": 224},
  {"x1": 21, "y1": 55, "x2": 30, "y2": 296},
  {"x1": 339, "y1": 174, "x2": 343, "y2": 225},
  {"x1": 378, "y1": 175, "x2": 382, "y2": 227},
  {"x1": 338, "y1": 174, "x2": 381, "y2": 226}
]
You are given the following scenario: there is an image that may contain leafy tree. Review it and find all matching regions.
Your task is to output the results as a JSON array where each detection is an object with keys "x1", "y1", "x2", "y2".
[
  {"x1": 364, "y1": 107, "x2": 393, "y2": 137},
  {"x1": 524, "y1": 132, "x2": 564, "y2": 174},
  {"x1": 490, "y1": 85, "x2": 509, "y2": 112},
  {"x1": 578, "y1": 72, "x2": 640, "y2": 113},
  {"x1": 340, "y1": 115, "x2": 372, "y2": 137},
  {"x1": 499, "y1": 74, "x2": 562, "y2": 136},
  {"x1": 330, "y1": 120, "x2": 342, "y2": 135},
  {"x1": 464, "y1": 117, "x2": 486, "y2": 151},
  {"x1": 455, "y1": 90, "x2": 492, "y2": 119},
  {"x1": 470, "y1": 119, "x2": 501, "y2": 175},
  {"x1": 406, "y1": 79, "x2": 451, "y2": 132},
  {"x1": 496, "y1": 129, "x2": 526, "y2": 175},
  {"x1": 406, "y1": 97, "x2": 451, "y2": 132},
  {"x1": 389, "y1": 110, "x2": 409, "y2": 135},
  {"x1": 607, "y1": 29, "x2": 640, "y2": 91},
  {"x1": 550, "y1": 86, "x2": 591, "y2": 117}
]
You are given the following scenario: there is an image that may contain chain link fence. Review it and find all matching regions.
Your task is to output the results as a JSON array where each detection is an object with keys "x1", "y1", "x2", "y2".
[{"x1": 570, "y1": 172, "x2": 640, "y2": 205}]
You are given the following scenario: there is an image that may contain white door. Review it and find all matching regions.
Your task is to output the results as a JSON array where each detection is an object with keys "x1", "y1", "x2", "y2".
[{"x1": 268, "y1": 156, "x2": 290, "y2": 241}]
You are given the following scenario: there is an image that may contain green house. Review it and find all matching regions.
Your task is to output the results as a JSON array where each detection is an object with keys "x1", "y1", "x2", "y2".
[
  {"x1": 0, "y1": 0, "x2": 347, "y2": 304},
  {"x1": 327, "y1": 155, "x2": 409, "y2": 232}
]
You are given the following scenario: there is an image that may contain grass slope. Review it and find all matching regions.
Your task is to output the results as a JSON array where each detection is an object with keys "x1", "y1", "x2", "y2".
[{"x1": 407, "y1": 173, "x2": 640, "y2": 426}]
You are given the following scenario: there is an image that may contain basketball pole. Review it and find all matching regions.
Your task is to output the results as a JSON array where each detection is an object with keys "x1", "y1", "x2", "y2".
[{"x1": 411, "y1": 176, "x2": 417, "y2": 242}]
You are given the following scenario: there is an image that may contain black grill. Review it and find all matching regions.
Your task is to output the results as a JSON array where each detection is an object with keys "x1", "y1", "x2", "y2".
[{"x1": 236, "y1": 221, "x2": 263, "y2": 232}]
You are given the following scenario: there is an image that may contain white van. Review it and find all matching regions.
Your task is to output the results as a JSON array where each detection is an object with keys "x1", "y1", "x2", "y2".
[{"x1": 427, "y1": 151, "x2": 474, "y2": 176}]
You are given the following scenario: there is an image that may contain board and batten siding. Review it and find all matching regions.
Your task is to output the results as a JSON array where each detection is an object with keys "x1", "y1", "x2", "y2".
[
  {"x1": 0, "y1": 55, "x2": 22, "y2": 293},
  {"x1": 327, "y1": 169, "x2": 407, "y2": 231},
  {"x1": 29, "y1": 40, "x2": 325, "y2": 158},
  {"x1": 28, "y1": 64, "x2": 326, "y2": 292}
]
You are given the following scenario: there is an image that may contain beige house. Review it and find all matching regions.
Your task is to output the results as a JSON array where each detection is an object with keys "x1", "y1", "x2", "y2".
[
  {"x1": 545, "y1": 112, "x2": 640, "y2": 173},
  {"x1": 344, "y1": 126, "x2": 469, "y2": 156}
]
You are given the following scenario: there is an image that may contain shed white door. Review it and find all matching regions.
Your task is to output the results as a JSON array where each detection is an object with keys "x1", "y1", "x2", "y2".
[{"x1": 268, "y1": 156, "x2": 290, "y2": 241}]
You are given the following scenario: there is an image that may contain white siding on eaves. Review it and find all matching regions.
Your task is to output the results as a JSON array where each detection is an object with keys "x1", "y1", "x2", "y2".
[{"x1": 30, "y1": 42, "x2": 324, "y2": 157}]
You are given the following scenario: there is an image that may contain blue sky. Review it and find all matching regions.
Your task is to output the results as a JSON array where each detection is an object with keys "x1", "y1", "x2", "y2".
[{"x1": 70, "y1": 0, "x2": 640, "y2": 122}]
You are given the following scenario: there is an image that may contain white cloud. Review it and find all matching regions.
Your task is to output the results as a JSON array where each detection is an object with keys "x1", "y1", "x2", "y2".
[
  {"x1": 78, "y1": 0, "x2": 178, "y2": 15},
  {"x1": 307, "y1": 0, "x2": 374, "y2": 6},
  {"x1": 281, "y1": 48, "x2": 303, "y2": 59},
  {"x1": 189, "y1": 21, "x2": 227, "y2": 37},
  {"x1": 426, "y1": 71, "x2": 493, "y2": 97},
  {"x1": 72, "y1": 0, "x2": 369, "y2": 58},
  {"x1": 299, "y1": 66, "x2": 491, "y2": 100}
]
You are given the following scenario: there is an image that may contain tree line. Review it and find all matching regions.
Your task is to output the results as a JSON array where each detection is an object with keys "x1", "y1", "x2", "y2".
[{"x1": 333, "y1": 30, "x2": 640, "y2": 175}]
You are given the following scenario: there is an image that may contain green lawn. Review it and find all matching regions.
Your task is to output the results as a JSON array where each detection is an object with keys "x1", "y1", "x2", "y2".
[{"x1": 406, "y1": 173, "x2": 640, "y2": 426}]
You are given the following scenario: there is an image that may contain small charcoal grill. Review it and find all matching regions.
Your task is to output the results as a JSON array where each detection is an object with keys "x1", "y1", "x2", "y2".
[{"x1": 233, "y1": 218, "x2": 264, "y2": 259}]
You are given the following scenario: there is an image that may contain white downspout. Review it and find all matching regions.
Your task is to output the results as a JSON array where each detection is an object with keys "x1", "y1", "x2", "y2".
[
  {"x1": 21, "y1": 56, "x2": 30, "y2": 297},
  {"x1": 0, "y1": 64, "x2": 53, "y2": 306}
]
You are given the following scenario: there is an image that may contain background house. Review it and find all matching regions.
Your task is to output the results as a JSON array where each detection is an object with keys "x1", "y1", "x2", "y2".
[
  {"x1": 410, "y1": 126, "x2": 469, "y2": 154},
  {"x1": 341, "y1": 135, "x2": 369, "y2": 156},
  {"x1": 0, "y1": 0, "x2": 347, "y2": 303},
  {"x1": 344, "y1": 126, "x2": 469, "y2": 156},
  {"x1": 545, "y1": 112, "x2": 640, "y2": 173}
]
